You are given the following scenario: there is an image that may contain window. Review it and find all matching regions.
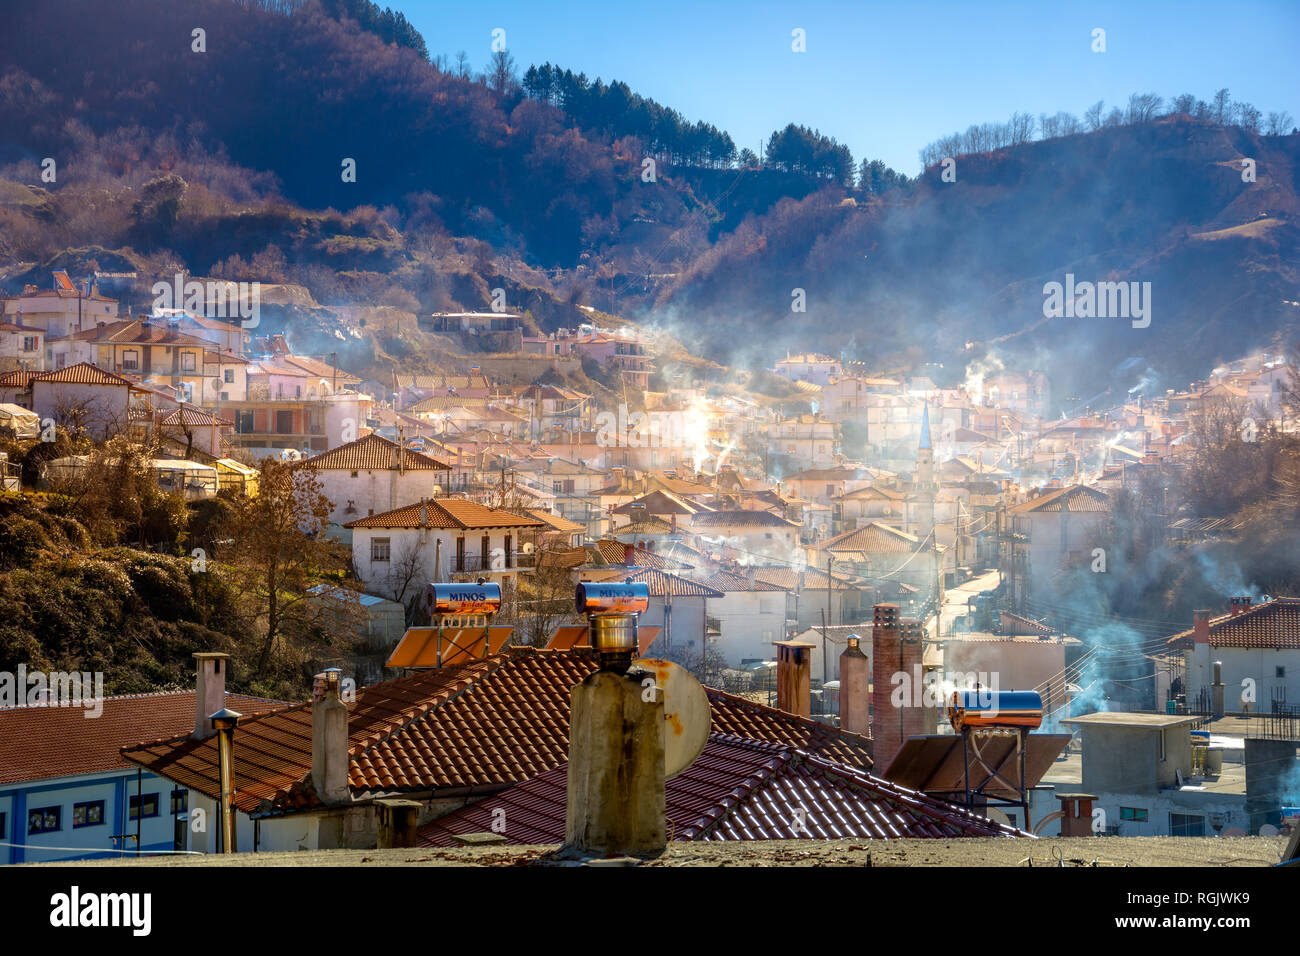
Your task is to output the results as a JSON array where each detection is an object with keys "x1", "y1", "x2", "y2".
[
  {"x1": 170, "y1": 789, "x2": 188, "y2": 814},
  {"x1": 22, "y1": 336, "x2": 37, "y2": 352},
  {"x1": 224, "y1": 369, "x2": 235, "y2": 384},
  {"x1": 28, "y1": 806, "x2": 61, "y2": 834},
  {"x1": 129, "y1": 794, "x2": 159, "y2": 820},
  {"x1": 73, "y1": 800, "x2": 105, "y2": 828},
  {"x1": 1277, "y1": 666, "x2": 1287, "y2": 679},
  {"x1": 1170, "y1": 813, "x2": 1204, "y2": 836},
  {"x1": 295, "y1": 385, "x2": 302, "y2": 398},
  {"x1": 504, "y1": 535, "x2": 513, "y2": 568},
  {"x1": 181, "y1": 352, "x2": 196, "y2": 372},
  {"x1": 1119, "y1": 807, "x2": 1148, "y2": 822},
  {"x1": 371, "y1": 538, "x2": 391, "y2": 562},
  {"x1": 553, "y1": 480, "x2": 563, "y2": 493},
  {"x1": 481, "y1": 534, "x2": 491, "y2": 569},
  {"x1": 0, "y1": 812, "x2": 5, "y2": 840},
  {"x1": 122, "y1": 349, "x2": 140, "y2": 371}
]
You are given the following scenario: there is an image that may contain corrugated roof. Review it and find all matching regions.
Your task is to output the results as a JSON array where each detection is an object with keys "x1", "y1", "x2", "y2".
[
  {"x1": 419, "y1": 734, "x2": 1021, "y2": 846},
  {"x1": 121, "y1": 649, "x2": 873, "y2": 815},
  {"x1": 0, "y1": 691, "x2": 289, "y2": 786}
]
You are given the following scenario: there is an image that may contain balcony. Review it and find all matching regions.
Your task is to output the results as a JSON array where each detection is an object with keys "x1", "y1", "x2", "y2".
[{"x1": 449, "y1": 552, "x2": 535, "y2": 573}]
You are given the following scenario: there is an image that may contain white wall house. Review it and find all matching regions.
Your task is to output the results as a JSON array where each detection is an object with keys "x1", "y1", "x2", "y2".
[
  {"x1": 300, "y1": 433, "x2": 453, "y2": 526},
  {"x1": 346, "y1": 499, "x2": 544, "y2": 598}
]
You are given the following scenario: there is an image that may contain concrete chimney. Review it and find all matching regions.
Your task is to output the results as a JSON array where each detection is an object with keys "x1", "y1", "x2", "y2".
[
  {"x1": 564, "y1": 669, "x2": 666, "y2": 854},
  {"x1": 1193, "y1": 609, "x2": 1211, "y2": 644},
  {"x1": 775, "y1": 640, "x2": 815, "y2": 718},
  {"x1": 192, "y1": 652, "x2": 230, "y2": 740},
  {"x1": 311, "y1": 668, "x2": 350, "y2": 805},
  {"x1": 839, "y1": 635, "x2": 870, "y2": 735},
  {"x1": 1212, "y1": 660, "x2": 1225, "y2": 719}
]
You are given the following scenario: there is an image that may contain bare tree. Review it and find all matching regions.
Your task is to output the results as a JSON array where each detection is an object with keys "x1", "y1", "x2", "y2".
[
  {"x1": 1265, "y1": 111, "x2": 1295, "y2": 136},
  {"x1": 487, "y1": 48, "x2": 517, "y2": 95},
  {"x1": 1084, "y1": 100, "x2": 1105, "y2": 131}
]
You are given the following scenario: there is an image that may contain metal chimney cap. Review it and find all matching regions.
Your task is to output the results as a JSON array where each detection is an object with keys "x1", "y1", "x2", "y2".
[{"x1": 209, "y1": 708, "x2": 243, "y2": 729}]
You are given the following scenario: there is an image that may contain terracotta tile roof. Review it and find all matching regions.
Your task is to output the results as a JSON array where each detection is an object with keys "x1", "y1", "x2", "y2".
[
  {"x1": 121, "y1": 649, "x2": 872, "y2": 815},
  {"x1": 588, "y1": 539, "x2": 693, "y2": 570},
  {"x1": 32, "y1": 362, "x2": 135, "y2": 388},
  {"x1": 696, "y1": 570, "x2": 789, "y2": 592},
  {"x1": 153, "y1": 404, "x2": 235, "y2": 428},
  {"x1": 55, "y1": 319, "x2": 212, "y2": 347},
  {"x1": 1011, "y1": 485, "x2": 1111, "y2": 514},
  {"x1": 344, "y1": 498, "x2": 545, "y2": 530},
  {"x1": 752, "y1": 566, "x2": 857, "y2": 591},
  {"x1": 273, "y1": 354, "x2": 361, "y2": 384},
  {"x1": 820, "y1": 522, "x2": 921, "y2": 554},
  {"x1": 419, "y1": 734, "x2": 1019, "y2": 846},
  {"x1": 0, "y1": 369, "x2": 37, "y2": 389},
  {"x1": 301, "y1": 433, "x2": 451, "y2": 472},
  {"x1": 1166, "y1": 597, "x2": 1300, "y2": 649},
  {"x1": 580, "y1": 567, "x2": 724, "y2": 598},
  {"x1": 689, "y1": 509, "x2": 801, "y2": 529},
  {"x1": 613, "y1": 516, "x2": 675, "y2": 535},
  {"x1": 0, "y1": 691, "x2": 289, "y2": 786}
]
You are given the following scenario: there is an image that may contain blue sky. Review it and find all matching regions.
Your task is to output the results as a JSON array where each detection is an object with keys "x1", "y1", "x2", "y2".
[{"x1": 398, "y1": 0, "x2": 1299, "y2": 175}]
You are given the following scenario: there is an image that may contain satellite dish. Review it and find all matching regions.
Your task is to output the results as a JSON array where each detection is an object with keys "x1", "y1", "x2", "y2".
[
  {"x1": 984, "y1": 806, "x2": 1012, "y2": 828},
  {"x1": 629, "y1": 658, "x2": 710, "y2": 778},
  {"x1": 1259, "y1": 824, "x2": 1279, "y2": 837}
]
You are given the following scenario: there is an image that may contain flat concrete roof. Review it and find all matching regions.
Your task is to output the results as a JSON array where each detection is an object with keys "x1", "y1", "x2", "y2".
[{"x1": 1062, "y1": 712, "x2": 1201, "y2": 728}]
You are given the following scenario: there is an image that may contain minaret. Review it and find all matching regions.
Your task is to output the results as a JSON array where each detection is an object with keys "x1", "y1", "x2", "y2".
[{"x1": 914, "y1": 401, "x2": 936, "y2": 537}]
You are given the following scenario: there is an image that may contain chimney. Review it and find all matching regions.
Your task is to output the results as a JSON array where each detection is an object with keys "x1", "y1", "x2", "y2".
[
  {"x1": 1193, "y1": 609, "x2": 1211, "y2": 644},
  {"x1": 839, "y1": 635, "x2": 870, "y2": 735},
  {"x1": 1212, "y1": 660, "x2": 1225, "y2": 719},
  {"x1": 624, "y1": 543, "x2": 636, "y2": 565},
  {"x1": 1055, "y1": 794, "x2": 1097, "y2": 837},
  {"x1": 192, "y1": 652, "x2": 230, "y2": 739},
  {"x1": 311, "y1": 668, "x2": 350, "y2": 805},
  {"x1": 871, "y1": 605, "x2": 924, "y2": 771},
  {"x1": 775, "y1": 641, "x2": 815, "y2": 717}
]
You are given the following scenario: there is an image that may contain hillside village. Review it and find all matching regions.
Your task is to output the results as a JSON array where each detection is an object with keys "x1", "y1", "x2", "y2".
[{"x1": 1, "y1": 268, "x2": 1298, "y2": 864}]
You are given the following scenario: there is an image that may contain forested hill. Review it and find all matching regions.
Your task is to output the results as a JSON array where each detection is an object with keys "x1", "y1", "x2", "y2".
[{"x1": 1, "y1": 0, "x2": 1297, "y2": 402}]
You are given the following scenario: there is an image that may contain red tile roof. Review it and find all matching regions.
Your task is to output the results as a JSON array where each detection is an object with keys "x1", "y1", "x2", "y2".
[
  {"x1": 344, "y1": 498, "x2": 545, "y2": 530},
  {"x1": 690, "y1": 509, "x2": 800, "y2": 528},
  {"x1": 1166, "y1": 597, "x2": 1300, "y2": 649},
  {"x1": 1011, "y1": 485, "x2": 1111, "y2": 514},
  {"x1": 0, "y1": 691, "x2": 289, "y2": 786},
  {"x1": 419, "y1": 734, "x2": 1018, "y2": 846},
  {"x1": 121, "y1": 649, "x2": 873, "y2": 815},
  {"x1": 301, "y1": 433, "x2": 450, "y2": 472},
  {"x1": 32, "y1": 362, "x2": 136, "y2": 388},
  {"x1": 820, "y1": 522, "x2": 921, "y2": 554},
  {"x1": 580, "y1": 567, "x2": 724, "y2": 598}
]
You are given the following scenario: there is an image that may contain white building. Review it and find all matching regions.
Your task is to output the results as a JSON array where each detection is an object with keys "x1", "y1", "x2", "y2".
[
  {"x1": 345, "y1": 498, "x2": 544, "y2": 597},
  {"x1": 299, "y1": 433, "x2": 454, "y2": 527}
]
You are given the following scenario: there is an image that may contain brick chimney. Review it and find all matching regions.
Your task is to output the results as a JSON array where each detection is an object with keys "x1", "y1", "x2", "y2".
[
  {"x1": 774, "y1": 641, "x2": 815, "y2": 717},
  {"x1": 1193, "y1": 609, "x2": 1211, "y2": 644},
  {"x1": 871, "y1": 605, "x2": 924, "y2": 771},
  {"x1": 192, "y1": 652, "x2": 230, "y2": 740},
  {"x1": 311, "y1": 668, "x2": 350, "y2": 805},
  {"x1": 839, "y1": 635, "x2": 870, "y2": 735}
]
